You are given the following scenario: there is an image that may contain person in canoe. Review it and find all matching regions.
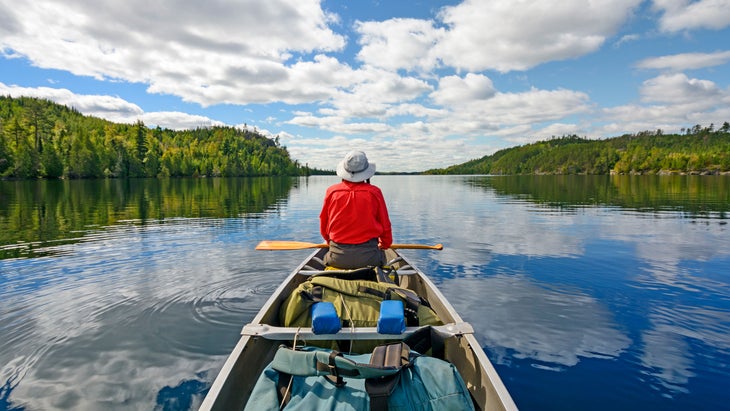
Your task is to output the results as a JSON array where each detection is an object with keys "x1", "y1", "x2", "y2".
[{"x1": 319, "y1": 150, "x2": 393, "y2": 269}]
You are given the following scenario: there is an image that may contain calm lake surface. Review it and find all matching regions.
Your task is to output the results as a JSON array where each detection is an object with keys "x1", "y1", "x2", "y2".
[{"x1": 1, "y1": 175, "x2": 728, "y2": 410}]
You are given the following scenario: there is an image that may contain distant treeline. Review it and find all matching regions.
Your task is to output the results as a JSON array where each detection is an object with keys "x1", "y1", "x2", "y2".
[
  {"x1": 426, "y1": 124, "x2": 730, "y2": 175},
  {"x1": 0, "y1": 96, "x2": 334, "y2": 179},
  {"x1": 5, "y1": 96, "x2": 730, "y2": 179}
]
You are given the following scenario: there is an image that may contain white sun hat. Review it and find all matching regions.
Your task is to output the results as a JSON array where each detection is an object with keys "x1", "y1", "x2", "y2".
[{"x1": 336, "y1": 150, "x2": 376, "y2": 182}]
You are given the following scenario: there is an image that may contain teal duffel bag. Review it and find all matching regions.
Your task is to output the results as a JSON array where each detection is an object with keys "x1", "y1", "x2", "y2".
[{"x1": 244, "y1": 339, "x2": 475, "y2": 411}]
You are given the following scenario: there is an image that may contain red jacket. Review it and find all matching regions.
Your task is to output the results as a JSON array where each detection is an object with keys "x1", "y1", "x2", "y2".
[{"x1": 320, "y1": 181, "x2": 392, "y2": 249}]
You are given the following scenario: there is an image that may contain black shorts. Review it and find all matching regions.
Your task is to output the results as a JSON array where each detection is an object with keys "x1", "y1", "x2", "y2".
[{"x1": 324, "y1": 238, "x2": 386, "y2": 269}]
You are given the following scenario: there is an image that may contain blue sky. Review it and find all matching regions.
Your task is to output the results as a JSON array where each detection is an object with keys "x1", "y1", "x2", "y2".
[{"x1": 1, "y1": 0, "x2": 729, "y2": 172}]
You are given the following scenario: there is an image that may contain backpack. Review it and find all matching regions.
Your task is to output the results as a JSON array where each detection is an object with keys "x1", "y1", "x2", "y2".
[
  {"x1": 278, "y1": 272, "x2": 442, "y2": 353},
  {"x1": 244, "y1": 338, "x2": 475, "y2": 411}
]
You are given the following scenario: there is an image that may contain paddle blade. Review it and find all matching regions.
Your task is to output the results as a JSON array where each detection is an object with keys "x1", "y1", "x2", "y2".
[{"x1": 255, "y1": 241, "x2": 328, "y2": 250}]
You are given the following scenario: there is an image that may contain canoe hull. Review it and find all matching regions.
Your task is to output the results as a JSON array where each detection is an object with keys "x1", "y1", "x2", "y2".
[{"x1": 200, "y1": 248, "x2": 517, "y2": 410}]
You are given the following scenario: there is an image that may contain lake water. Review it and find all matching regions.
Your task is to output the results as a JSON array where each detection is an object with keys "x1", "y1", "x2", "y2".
[{"x1": 1, "y1": 175, "x2": 728, "y2": 410}]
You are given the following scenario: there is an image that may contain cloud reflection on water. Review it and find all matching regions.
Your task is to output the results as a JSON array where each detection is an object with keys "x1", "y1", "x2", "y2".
[
  {"x1": 439, "y1": 274, "x2": 631, "y2": 369},
  {"x1": 2, "y1": 176, "x2": 728, "y2": 409},
  {"x1": 388, "y1": 176, "x2": 730, "y2": 398},
  {"x1": 0, "y1": 219, "x2": 291, "y2": 410}
]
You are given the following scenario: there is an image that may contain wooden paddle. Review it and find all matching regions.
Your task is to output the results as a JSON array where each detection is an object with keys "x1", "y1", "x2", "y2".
[{"x1": 255, "y1": 240, "x2": 443, "y2": 251}]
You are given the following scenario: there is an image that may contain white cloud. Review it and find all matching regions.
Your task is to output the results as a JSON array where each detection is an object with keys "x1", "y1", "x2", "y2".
[
  {"x1": 465, "y1": 88, "x2": 592, "y2": 125},
  {"x1": 0, "y1": 0, "x2": 346, "y2": 106},
  {"x1": 285, "y1": 83, "x2": 593, "y2": 170},
  {"x1": 140, "y1": 112, "x2": 225, "y2": 130},
  {"x1": 614, "y1": 33, "x2": 642, "y2": 47},
  {"x1": 0, "y1": 82, "x2": 223, "y2": 129},
  {"x1": 2, "y1": 0, "x2": 729, "y2": 172},
  {"x1": 0, "y1": 82, "x2": 143, "y2": 119},
  {"x1": 433, "y1": 0, "x2": 643, "y2": 72},
  {"x1": 640, "y1": 73, "x2": 722, "y2": 104},
  {"x1": 355, "y1": 18, "x2": 444, "y2": 72},
  {"x1": 636, "y1": 50, "x2": 730, "y2": 71},
  {"x1": 281, "y1": 129, "x2": 484, "y2": 172},
  {"x1": 600, "y1": 72, "x2": 730, "y2": 135},
  {"x1": 320, "y1": 68, "x2": 434, "y2": 120},
  {"x1": 654, "y1": 0, "x2": 730, "y2": 32},
  {"x1": 430, "y1": 73, "x2": 496, "y2": 106},
  {"x1": 534, "y1": 122, "x2": 583, "y2": 138}
]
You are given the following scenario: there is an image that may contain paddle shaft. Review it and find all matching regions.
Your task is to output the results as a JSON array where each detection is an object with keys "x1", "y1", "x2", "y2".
[{"x1": 255, "y1": 240, "x2": 443, "y2": 251}]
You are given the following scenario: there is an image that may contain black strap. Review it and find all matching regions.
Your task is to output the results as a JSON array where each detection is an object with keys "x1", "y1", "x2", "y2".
[
  {"x1": 365, "y1": 343, "x2": 410, "y2": 411},
  {"x1": 312, "y1": 286, "x2": 323, "y2": 301},
  {"x1": 313, "y1": 350, "x2": 355, "y2": 385},
  {"x1": 356, "y1": 285, "x2": 422, "y2": 327},
  {"x1": 314, "y1": 267, "x2": 377, "y2": 281},
  {"x1": 385, "y1": 288, "x2": 422, "y2": 327},
  {"x1": 358, "y1": 285, "x2": 386, "y2": 299},
  {"x1": 336, "y1": 337, "x2": 351, "y2": 354},
  {"x1": 327, "y1": 350, "x2": 346, "y2": 386},
  {"x1": 403, "y1": 326, "x2": 445, "y2": 360},
  {"x1": 299, "y1": 285, "x2": 324, "y2": 302},
  {"x1": 365, "y1": 374, "x2": 398, "y2": 411},
  {"x1": 376, "y1": 266, "x2": 396, "y2": 284}
]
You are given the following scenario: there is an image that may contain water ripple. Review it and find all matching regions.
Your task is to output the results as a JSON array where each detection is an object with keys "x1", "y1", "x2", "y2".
[
  {"x1": 0, "y1": 217, "x2": 297, "y2": 410},
  {"x1": 3, "y1": 176, "x2": 729, "y2": 411}
]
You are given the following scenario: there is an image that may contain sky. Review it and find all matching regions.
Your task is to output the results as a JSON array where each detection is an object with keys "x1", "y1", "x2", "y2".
[{"x1": 1, "y1": 0, "x2": 730, "y2": 172}]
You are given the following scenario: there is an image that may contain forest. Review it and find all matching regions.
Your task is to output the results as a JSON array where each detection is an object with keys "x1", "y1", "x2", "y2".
[
  {"x1": 426, "y1": 124, "x2": 730, "y2": 175},
  {"x1": 3, "y1": 96, "x2": 730, "y2": 179},
  {"x1": 0, "y1": 96, "x2": 326, "y2": 179}
]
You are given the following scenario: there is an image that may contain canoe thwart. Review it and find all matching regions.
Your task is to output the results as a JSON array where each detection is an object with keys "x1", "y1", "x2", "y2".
[
  {"x1": 297, "y1": 269, "x2": 417, "y2": 277},
  {"x1": 241, "y1": 322, "x2": 474, "y2": 341}
]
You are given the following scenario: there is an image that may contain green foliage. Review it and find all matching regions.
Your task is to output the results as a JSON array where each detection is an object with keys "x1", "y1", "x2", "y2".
[
  {"x1": 470, "y1": 174, "x2": 729, "y2": 217},
  {"x1": 0, "y1": 177, "x2": 296, "y2": 258},
  {"x1": 426, "y1": 129, "x2": 730, "y2": 175},
  {"x1": 0, "y1": 96, "x2": 305, "y2": 179}
]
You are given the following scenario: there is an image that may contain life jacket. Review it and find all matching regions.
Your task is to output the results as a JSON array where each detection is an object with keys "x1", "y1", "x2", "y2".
[
  {"x1": 278, "y1": 269, "x2": 442, "y2": 353},
  {"x1": 244, "y1": 333, "x2": 475, "y2": 411}
]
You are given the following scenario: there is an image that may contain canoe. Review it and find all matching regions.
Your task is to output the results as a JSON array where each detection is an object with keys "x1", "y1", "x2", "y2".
[{"x1": 199, "y1": 247, "x2": 518, "y2": 410}]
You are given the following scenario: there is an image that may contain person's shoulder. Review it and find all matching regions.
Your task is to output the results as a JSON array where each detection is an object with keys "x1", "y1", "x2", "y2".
[
  {"x1": 326, "y1": 181, "x2": 348, "y2": 193},
  {"x1": 330, "y1": 181, "x2": 382, "y2": 194},
  {"x1": 361, "y1": 183, "x2": 384, "y2": 195},
  {"x1": 368, "y1": 182, "x2": 382, "y2": 190}
]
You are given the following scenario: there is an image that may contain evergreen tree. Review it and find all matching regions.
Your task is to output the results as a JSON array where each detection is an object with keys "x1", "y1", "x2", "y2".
[
  {"x1": 0, "y1": 121, "x2": 11, "y2": 175},
  {"x1": 0, "y1": 97, "x2": 306, "y2": 179},
  {"x1": 135, "y1": 120, "x2": 148, "y2": 162}
]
